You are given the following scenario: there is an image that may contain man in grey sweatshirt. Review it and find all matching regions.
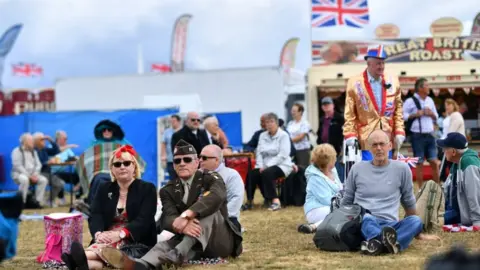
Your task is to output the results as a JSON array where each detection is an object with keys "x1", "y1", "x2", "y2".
[
  {"x1": 437, "y1": 132, "x2": 480, "y2": 226},
  {"x1": 341, "y1": 130, "x2": 440, "y2": 255}
]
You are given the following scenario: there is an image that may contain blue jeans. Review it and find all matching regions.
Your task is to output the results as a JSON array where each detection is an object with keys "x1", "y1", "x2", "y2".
[
  {"x1": 361, "y1": 214, "x2": 423, "y2": 251},
  {"x1": 335, "y1": 156, "x2": 345, "y2": 183},
  {"x1": 361, "y1": 151, "x2": 393, "y2": 161},
  {"x1": 411, "y1": 133, "x2": 437, "y2": 163}
]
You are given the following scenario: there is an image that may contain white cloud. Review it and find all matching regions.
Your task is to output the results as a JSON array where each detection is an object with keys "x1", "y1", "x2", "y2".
[{"x1": 8, "y1": 0, "x2": 175, "y2": 55}]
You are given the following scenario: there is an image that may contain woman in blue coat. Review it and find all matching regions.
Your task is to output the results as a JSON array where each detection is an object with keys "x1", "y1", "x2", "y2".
[{"x1": 298, "y1": 143, "x2": 343, "y2": 234}]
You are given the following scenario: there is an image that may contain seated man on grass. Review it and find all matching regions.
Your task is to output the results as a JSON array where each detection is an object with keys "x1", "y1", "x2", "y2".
[
  {"x1": 341, "y1": 130, "x2": 440, "y2": 255},
  {"x1": 437, "y1": 132, "x2": 480, "y2": 226}
]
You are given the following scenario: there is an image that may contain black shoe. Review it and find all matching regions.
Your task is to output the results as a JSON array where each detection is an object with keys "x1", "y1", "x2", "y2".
[
  {"x1": 360, "y1": 239, "x2": 383, "y2": 256},
  {"x1": 381, "y1": 226, "x2": 399, "y2": 254},
  {"x1": 70, "y1": 242, "x2": 88, "y2": 270},
  {"x1": 61, "y1": 253, "x2": 76, "y2": 270},
  {"x1": 297, "y1": 224, "x2": 316, "y2": 234},
  {"x1": 241, "y1": 201, "x2": 253, "y2": 211}
]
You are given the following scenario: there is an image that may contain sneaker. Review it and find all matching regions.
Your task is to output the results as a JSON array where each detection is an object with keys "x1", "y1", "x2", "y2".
[
  {"x1": 381, "y1": 226, "x2": 399, "y2": 254},
  {"x1": 268, "y1": 203, "x2": 281, "y2": 211},
  {"x1": 297, "y1": 224, "x2": 316, "y2": 234},
  {"x1": 360, "y1": 239, "x2": 383, "y2": 256},
  {"x1": 241, "y1": 201, "x2": 253, "y2": 211}
]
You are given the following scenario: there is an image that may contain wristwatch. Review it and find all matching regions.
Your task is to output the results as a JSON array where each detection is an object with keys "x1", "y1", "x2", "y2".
[{"x1": 119, "y1": 230, "x2": 126, "y2": 239}]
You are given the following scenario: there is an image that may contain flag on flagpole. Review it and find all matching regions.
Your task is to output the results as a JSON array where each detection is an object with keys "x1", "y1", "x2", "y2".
[
  {"x1": 397, "y1": 153, "x2": 419, "y2": 168},
  {"x1": 137, "y1": 44, "x2": 144, "y2": 74}
]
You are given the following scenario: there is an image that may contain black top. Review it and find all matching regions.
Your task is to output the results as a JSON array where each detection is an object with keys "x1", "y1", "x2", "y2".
[
  {"x1": 171, "y1": 126, "x2": 220, "y2": 155},
  {"x1": 88, "y1": 179, "x2": 157, "y2": 247}
]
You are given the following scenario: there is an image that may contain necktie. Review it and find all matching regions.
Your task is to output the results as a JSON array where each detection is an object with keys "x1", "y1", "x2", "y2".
[{"x1": 183, "y1": 182, "x2": 190, "y2": 204}]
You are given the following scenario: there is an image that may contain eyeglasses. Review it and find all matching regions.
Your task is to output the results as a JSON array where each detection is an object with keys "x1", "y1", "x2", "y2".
[
  {"x1": 190, "y1": 118, "x2": 201, "y2": 122},
  {"x1": 112, "y1": 161, "x2": 133, "y2": 168},
  {"x1": 173, "y1": 157, "x2": 194, "y2": 165},
  {"x1": 200, "y1": 155, "x2": 216, "y2": 161},
  {"x1": 103, "y1": 128, "x2": 112, "y2": 132}
]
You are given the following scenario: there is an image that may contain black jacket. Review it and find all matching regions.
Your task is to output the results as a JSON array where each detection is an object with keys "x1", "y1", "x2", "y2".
[
  {"x1": 316, "y1": 112, "x2": 344, "y2": 156},
  {"x1": 89, "y1": 179, "x2": 157, "y2": 247},
  {"x1": 171, "y1": 126, "x2": 220, "y2": 155},
  {"x1": 243, "y1": 129, "x2": 264, "y2": 152}
]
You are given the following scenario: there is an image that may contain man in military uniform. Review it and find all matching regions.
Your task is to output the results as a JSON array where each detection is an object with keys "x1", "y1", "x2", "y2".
[
  {"x1": 101, "y1": 139, "x2": 243, "y2": 269},
  {"x1": 343, "y1": 45, "x2": 406, "y2": 160}
]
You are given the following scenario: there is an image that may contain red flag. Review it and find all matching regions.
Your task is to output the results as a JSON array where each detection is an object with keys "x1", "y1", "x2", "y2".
[
  {"x1": 12, "y1": 63, "x2": 43, "y2": 77},
  {"x1": 151, "y1": 63, "x2": 171, "y2": 73}
]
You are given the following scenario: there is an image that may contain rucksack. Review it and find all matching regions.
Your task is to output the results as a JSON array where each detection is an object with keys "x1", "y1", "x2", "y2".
[
  {"x1": 313, "y1": 204, "x2": 368, "y2": 252},
  {"x1": 405, "y1": 96, "x2": 422, "y2": 140},
  {"x1": 416, "y1": 180, "x2": 445, "y2": 232}
]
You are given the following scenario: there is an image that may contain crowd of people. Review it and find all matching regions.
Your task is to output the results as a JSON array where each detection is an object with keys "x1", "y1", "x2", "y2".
[{"x1": 3, "y1": 44, "x2": 480, "y2": 268}]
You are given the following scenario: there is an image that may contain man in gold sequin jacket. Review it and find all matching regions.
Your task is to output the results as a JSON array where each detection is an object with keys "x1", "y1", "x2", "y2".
[{"x1": 343, "y1": 45, "x2": 405, "y2": 160}]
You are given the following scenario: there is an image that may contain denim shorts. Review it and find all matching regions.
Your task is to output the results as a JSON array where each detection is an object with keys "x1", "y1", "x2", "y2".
[{"x1": 411, "y1": 133, "x2": 438, "y2": 163}]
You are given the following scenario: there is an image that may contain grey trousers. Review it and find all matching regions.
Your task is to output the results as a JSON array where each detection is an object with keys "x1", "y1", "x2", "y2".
[
  {"x1": 41, "y1": 172, "x2": 65, "y2": 203},
  {"x1": 141, "y1": 211, "x2": 234, "y2": 268}
]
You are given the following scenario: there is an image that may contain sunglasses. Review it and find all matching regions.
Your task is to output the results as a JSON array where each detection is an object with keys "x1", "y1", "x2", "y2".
[
  {"x1": 200, "y1": 155, "x2": 216, "y2": 161},
  {"x1": 173, "y1": 157, "x2": 194, "y2": 165},
  {"x1": 112, "y1": 161, "x2": 133, "y2": 168},
  {"x1": 190, "y1": 118, "x2": 201, "y2": 122},
  {"x1": 103, "y1": 128, "x2": 112, "y2": 132}
]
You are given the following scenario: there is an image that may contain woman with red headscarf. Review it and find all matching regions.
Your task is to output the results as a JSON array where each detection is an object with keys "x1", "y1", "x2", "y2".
[{"x1": 62, "y1": 145, "x2": 157, "y2": 270}]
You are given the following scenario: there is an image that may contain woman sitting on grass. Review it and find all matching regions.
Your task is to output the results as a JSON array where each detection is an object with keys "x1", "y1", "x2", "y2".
[
  {"x1": 297, "y1": 144, "x2": 343, "y2": 234},
  {"x1": 62, "y1": 145, "x2": 157, "y2": 270}
]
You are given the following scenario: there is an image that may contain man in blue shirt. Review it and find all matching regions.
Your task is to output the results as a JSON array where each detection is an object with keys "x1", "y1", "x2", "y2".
[{"x1": 161, "y1": 115, "x2": 182, "y2": 181}]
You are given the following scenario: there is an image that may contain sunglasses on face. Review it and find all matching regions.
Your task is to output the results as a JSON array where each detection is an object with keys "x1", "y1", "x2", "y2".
[
  {"x1": 112, "y1": 161, "x2": 133, "y2": 168},
  {"x1": 103, "y1": 128, "x2": 112, "y2": 132},
  {"x1": 200, "y1": 155, "x2": 216, "y2": 161},
  {"x1": 190, "y1": 118, "x2": 201, "y2": 122},
  {"x1": 173, "y1": 157, "x2": 194, "y2": 165}
]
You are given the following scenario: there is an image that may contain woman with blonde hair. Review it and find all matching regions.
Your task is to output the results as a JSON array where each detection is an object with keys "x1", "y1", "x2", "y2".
[
  {"x1": 442, "y1": 98, "x2": 465, "y2": 138},
  {"x1": 297, "y1": 144, "x2": 343, "y2": 234},
  {"x1": 63, "y1": 145, "x2": 157, "y2": 270}
]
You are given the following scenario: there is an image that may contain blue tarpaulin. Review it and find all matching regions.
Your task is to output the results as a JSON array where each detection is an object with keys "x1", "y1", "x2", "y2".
[{"x1": 0, "y1": 109, "x2": 242, "y2": 191}]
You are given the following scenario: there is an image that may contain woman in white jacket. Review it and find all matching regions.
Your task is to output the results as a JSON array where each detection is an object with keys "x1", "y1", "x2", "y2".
[{"x1": 440, "y1": 98, "x2": 466, "y2": 181}]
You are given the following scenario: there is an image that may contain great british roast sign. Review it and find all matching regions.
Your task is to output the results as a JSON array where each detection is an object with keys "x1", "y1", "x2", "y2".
[{"x1": 311, "y1": 36, "x2": 480, "y2": 66}]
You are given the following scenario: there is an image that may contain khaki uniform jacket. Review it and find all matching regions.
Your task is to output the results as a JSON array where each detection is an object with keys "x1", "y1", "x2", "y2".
[{"x1": 160, "y1": 170, "x2": 243, "y2": 257}]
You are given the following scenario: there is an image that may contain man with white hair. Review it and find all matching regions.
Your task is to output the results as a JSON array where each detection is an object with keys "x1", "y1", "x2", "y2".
[
  {"x1": 343, "y1": 45, "x2": 405, "y2": 161},
  {"x1": 200, "y1": 144, "x2": 244, "y2": 229},
  {"x1": 33, "y1": 132, "x2": 64, "y2": 207},
  {"x1": 11, "y1": 133, "x2": 48, "y2": 206},
  {"x1": 171, "y1": 111, "x2": 220, "y2": 155},
  {"x1": 203, "y1": 116, "x2": 229, "y2": 149}
]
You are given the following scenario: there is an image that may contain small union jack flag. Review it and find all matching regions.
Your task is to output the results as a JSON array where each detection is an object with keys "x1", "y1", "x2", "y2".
[
  {"x1": 397, "y1": 153, "x2": 419, "y2": 168},
  {"x1": 311, "y1": 0, "x2": 369, "y2": 28}
]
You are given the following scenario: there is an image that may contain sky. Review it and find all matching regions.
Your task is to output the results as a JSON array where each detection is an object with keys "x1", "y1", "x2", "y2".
[{"x1": 0, "y1": 0, "x2": 479, "y2": 89}]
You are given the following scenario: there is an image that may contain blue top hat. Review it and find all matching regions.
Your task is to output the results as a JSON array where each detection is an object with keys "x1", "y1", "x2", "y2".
[{"x1": 364, "y1": 45, "x2": 387, "y2": 60}]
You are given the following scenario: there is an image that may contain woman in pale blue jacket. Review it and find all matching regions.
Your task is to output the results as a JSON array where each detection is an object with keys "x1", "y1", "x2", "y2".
[{"x1": 298, "y1": 143, "x2": 343, "y2": 234}]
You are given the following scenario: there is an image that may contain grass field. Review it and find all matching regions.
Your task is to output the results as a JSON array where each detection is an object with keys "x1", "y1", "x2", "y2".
[{"x1": 3, "y1": 195, "x2": 480, "y2": 270}]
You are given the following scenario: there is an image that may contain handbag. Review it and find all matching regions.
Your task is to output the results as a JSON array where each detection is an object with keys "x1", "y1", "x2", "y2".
[{"x1": 119, "y1": 243, "x2": 150, "y2": 259}]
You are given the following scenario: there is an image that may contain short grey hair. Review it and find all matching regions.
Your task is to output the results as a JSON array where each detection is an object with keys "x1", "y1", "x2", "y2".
[
  {"x1": 32, "y1": 132, "x2": 45, "y2": 140},
  {"x1": 204, "y1": 116, "x2": 219, "y2": 126},
  {"x1": 264, "y1": 112, "x2": 278, "y2": 123},
  {"x1": 456, "y1": 148, "x2": 467, "y2": 154},
  {"x1": 55, "y1": 130, "x2": 67, "y2": 140},
  {"x1": 19, "y1": 132, "x2": 32, "y2": 144}
]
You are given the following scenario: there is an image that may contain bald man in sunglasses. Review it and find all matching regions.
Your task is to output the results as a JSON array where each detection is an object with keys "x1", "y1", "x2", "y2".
[
  {"x1": 101, "y1": 140, "x2": 243, "y2": 269},
  {"x1": 171, "y1": 111, "x2": 221, "y2": 155}
]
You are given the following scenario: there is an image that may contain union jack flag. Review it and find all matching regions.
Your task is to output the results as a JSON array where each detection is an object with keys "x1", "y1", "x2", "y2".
[
  {"x1": 397, "y1": 153, "x2": 419, "y2": 168},
  {"x1": 311, "y1": 0, "x2": 369, "y2": 28}
]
